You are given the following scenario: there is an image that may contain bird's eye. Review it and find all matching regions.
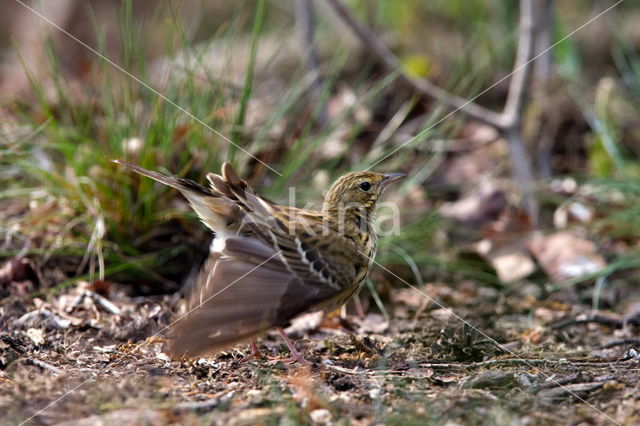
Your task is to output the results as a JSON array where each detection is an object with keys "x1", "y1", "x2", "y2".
[{"x1": 359, "y1": 181, "x2": 372, "y2": 192}]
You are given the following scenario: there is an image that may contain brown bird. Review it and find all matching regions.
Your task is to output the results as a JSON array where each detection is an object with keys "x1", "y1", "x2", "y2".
[{"x1": 114, "y1": 160, "x2": 405, "y2": 363}]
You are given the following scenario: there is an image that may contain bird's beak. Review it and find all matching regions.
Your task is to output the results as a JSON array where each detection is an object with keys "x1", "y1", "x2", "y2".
[{"x1": 380, "y1": 172, "x2": 407, "y2": 188}]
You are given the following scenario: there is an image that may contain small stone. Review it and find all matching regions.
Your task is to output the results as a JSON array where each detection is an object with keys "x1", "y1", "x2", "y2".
[
  {"x1": 156, "y1": 352, "x2": 170, "y2": 362},
  {"x1": 26, "y1": 328, "x2": 45, "y2": 346},
  {"x1": 309, "y1": 408, "x2": 331, "y2": 424}
]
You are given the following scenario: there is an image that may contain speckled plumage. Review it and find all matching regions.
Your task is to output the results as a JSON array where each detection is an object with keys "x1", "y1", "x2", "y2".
[{"x1": 114, "y1": 160, "x2": 405, "y2": 360}]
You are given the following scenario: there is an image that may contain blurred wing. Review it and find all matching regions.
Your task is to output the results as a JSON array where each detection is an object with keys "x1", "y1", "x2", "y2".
[{"x1": 167, "y1": 236, "x2": 340, "y2": 357}]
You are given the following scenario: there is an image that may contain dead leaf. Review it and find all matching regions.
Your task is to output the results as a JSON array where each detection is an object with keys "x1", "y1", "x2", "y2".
[
  {"x1": 433, "y1": 137, "x2": 507, "y2": 188},
  {"x1": 354, "y1": 314, "x2": 389, "y2": 334},
  {"x1": 285, "y1": 311, "x2": 324, "y2": 336},
  {"x1": 439, "y1": 181, "x2": 507, "y2": 229},
  {"x1": 528, "y1": 231, "x2": 606, "y2": 282},
  {"x1": 0, "y1": 251, "x2": 32, "y2": 285},
  {"x1": 481, "y1": 245, "x2": 536, "y2": 283}
]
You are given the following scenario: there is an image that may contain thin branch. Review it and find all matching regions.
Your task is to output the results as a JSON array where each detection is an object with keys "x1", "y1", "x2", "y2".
[
  {"x1": 533, "y1": 0, "x2": 555, "y2": 84},
  {"x1": 505, "y1": 127, "x2": 538, "y2": 220},
  {"x1": 324, "y1": 357, "x2": 625, "y2": 376},
  {"x1": 501, "y1": 0, "x2": 539, "y2": 220},
  {"x1": 502, "y1": 0, "x2": 536, "y2": 126},
  {"x1": 324, "y1": 0, "x2": 504, "y2": 128},
  {"x1": 326, "y1": 0, "x2": 540, "y2": 220},
  {"x1": 552, "y1": 313, "x2": 640, "y2": 330},
  {"x1": 24, "y1": 358, "x2": 63, "y2": 375},
  {"x1": 601, "y1": 339, "x2": 640, "y2": 349}
]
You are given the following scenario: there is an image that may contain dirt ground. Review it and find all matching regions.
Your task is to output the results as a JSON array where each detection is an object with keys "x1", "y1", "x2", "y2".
[{"x1": 2, "y1": 276, "x2": 639, "y2": 425}]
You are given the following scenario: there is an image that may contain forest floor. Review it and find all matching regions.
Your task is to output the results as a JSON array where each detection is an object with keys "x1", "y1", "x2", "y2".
[{"x1": 2, "y1": 274, "x2": 639, "y2": 425}]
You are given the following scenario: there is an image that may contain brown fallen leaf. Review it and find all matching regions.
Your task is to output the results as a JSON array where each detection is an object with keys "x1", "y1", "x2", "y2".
[
  {"x1": 439, "y1": 181, "x2": 507, "y2": 229},
  {"x1": 353, "y1": 314, "x2": 389, "y2": 334},
  {"x1": 285, "y1": 311, "x2": 324, "y2": 336},
  {"x1": 476, "y1": 238, "x2": 536, "y2": 283},
  {"x1": 528, "y1": 231, "x2": 606, "y2": 282},
  {"x1": 461, "y1": 206, "x2": 537, "y2": 283},
  {"x1": 0, "y1": 256, "x2": 30, "y2": 285}
]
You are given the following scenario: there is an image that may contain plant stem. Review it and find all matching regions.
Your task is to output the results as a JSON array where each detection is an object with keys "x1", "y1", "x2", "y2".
[{"x1": 230, "y1": 0, "x2": 267, "y2": 164}]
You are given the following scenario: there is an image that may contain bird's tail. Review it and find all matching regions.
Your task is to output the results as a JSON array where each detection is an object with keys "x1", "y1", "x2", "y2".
[
  {"x1": 113, "y1": 160, "x2": 240, "y2": 233},
  {"x1": 113, "y1": 160, "x2": 215, "y2": 194}
]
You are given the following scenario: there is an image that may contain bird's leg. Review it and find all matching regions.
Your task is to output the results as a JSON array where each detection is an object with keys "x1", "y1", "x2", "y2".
[
  {"x1": 269, "y1": 327, "x2": 309, "y2": 365},
  {"x1": 240, "y1": 340, "x2": 264, "y2": 362}
]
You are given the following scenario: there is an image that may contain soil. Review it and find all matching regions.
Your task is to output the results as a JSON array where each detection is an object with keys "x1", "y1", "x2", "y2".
[{"x1": 2, "y1": 279, "x2": 639, "y2": 425}]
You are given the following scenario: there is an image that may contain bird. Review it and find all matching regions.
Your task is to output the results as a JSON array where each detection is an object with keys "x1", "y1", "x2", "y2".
[{"x1": 113, "y1": 159, "x2": 405, "y2": 363}]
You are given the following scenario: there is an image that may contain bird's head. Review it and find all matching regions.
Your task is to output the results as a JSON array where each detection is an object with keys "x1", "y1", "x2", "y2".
[{"x1": 322, "y1": 170, "x2": 406, "y2": 215}]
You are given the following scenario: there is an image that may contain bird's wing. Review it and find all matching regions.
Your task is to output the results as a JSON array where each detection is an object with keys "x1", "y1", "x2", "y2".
[
  {"x1": 240, "y1": 195, "x2": 362, "y2": 293},
  {"x1": 208, "y1": 164, "x2": 362, "y2": 290},
  {"x1": 168, "y1": 236, "x2": 342, "y2": 357},
  {"x1": 205, "y1": 162, "x2": 250, "y2": 200},
  {"x1": 273, "y1": 210, "x2": 361, "y2": 292}
]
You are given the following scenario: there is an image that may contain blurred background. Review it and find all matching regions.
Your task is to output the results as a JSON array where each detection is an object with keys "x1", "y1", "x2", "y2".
[
  {"x1": 1, "y1": 1, "x2": 640, "y2": 423},
  {"x1": 2, "y1": 0, "x2": 639, "y2": 297}
]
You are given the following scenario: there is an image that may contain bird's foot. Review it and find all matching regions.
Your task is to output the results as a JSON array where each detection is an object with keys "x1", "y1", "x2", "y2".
[
  {"x1": 268, "y1": 352, "x2": 310, "y2": 365},
  {"x1": 240, "y1": 352, "x2": 264, "y2": 363},
  {"x1": 268, "y1": 327, "x2": 310, "y2": 365},
  {"x1": 239, "y1": 341, "x2": 264, "y2": 363}
]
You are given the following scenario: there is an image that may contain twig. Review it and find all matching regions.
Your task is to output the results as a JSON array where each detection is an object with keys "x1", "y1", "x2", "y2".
[
  {"x1": 325, "y1": 0, "x2": 540, "y2": 220},
  {"x1": 529, "y1": 373, "x2": 580, "y2": 393},
  {"x1": 502, "y1": 0, "x2": 536, "y2": 125},
  {"x1": 172, "y1": 397, "x2": 223, "y2": 413},
  {"x1": 24, "y1": 358, "x2": 63, "y2": 375},
  {"x1": 322, "y1": 363, "x2": 431, "y2": 379},
  {"x1": 502, "y1": 0, "x2": 538, "y2": 219},
  {"x1": 601, "y1": 339, "x2": 640, "y2": 349},
  {"x1": 420, "y1": 358, "x2": 563, "y2": 369},
  {"x1": 538, "y1": 382, "x2": 605, "y2": 400},
  {"x1": 532, "y1": 0, "x2": 554, "y2": 84},
  {"x1": 324, "y1": 0, "x2": 502, "y2": 128},
  {"x1": 531, "y1": 0, "x2": 555, "y2": 179},
  {"x1": 552, "y1": 313, "x2": 640, "y2": 330},
  {"x1": 504, "y1": 128, "x2": 537, "y2": 218},
  {"x1": 296, "y1": 0, "x2": 328, "y2": 126},
  {"x1": 324, "y1": 356, "x2": 625, "y2": 377},
  {"x1": 87, "y1": 290, "x2": 122, "y2": 316}
]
